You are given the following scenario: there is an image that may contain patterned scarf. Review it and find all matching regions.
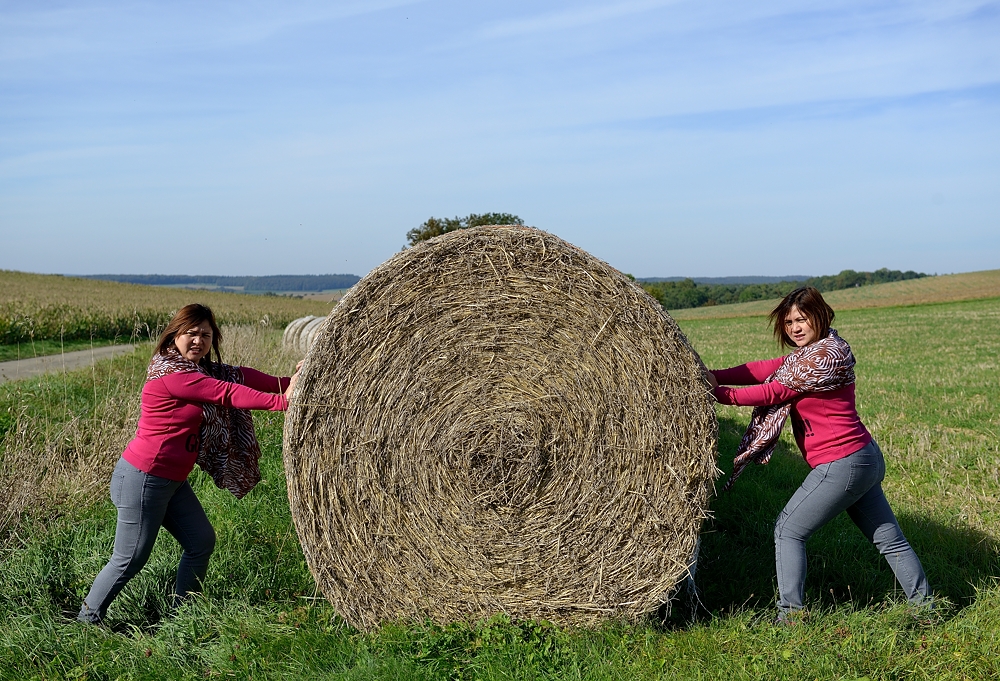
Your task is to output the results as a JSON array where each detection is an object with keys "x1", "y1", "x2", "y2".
[
  {"x1": 721, "y1": 329, "x2": 856, "y2": 491},
  {"x1": 147, "y1": 348, "x2": 262, "y2": 499}
]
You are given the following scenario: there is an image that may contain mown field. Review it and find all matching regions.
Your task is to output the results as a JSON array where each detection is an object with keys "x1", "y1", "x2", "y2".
[
  {"x1": 0, "y1": 277, "x2": 998, "y2": 680},
  {"x1": 0, "y1": 270, "x2": 333, "y2": 346}
]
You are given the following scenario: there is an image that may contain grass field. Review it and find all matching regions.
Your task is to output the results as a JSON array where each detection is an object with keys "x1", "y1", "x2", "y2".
[
  {"x1": 0, "y1": 277, "x2": 997, "y2": 679},
  {"x1": 0, "y1": 270, "x2": 334, "y2": 346}
]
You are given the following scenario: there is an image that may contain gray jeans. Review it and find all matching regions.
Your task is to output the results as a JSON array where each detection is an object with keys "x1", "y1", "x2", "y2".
[
  {"x1": 78, "y1": 457, "x2": 216, "y2": 623},
  {"x1": 775, "y1": 439, "x2": 931, "y2": 613}
]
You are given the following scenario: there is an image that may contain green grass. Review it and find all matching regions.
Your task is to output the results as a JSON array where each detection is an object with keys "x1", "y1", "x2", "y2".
[{"x1": 1, "y1": 301, "x2": 998, "y2": 679}]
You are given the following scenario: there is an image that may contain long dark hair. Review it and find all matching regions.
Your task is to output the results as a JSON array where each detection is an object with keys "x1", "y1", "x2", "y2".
[
  {"x1": 769, "y1": 287, "x2": 835, "y2": 349},
  {"x1": 154, "y1": 303, "x2": 223, "y2": 367}
]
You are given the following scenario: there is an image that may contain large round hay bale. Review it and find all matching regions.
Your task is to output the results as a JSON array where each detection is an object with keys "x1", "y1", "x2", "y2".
[{"x1": 283, "y1": 226, "x2": 718, "y2": 629}]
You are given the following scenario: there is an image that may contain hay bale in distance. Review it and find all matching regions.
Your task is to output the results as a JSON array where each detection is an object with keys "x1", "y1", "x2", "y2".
[
  {"x1": 283, "y1": 226, "x2": 718, "y2": 629},
  {"x1": 282, "y1": 315, "x2": 326, "y2": 355}
]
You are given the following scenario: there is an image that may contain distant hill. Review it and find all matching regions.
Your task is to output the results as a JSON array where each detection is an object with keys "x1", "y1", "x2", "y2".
[
  {"x1": 638, "y1": 275, "x2": 811, "y2": 285},
  {"x1": 78, "y1": 274, "x2": 361, "y2": 293}
]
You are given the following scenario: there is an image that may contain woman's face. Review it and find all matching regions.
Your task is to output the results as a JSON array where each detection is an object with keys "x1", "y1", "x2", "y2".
[
  {"x1": 174, "y1": 321, "x2": 213, "y2": 362},
  {"x1": 784, "y1": 305, "x2": 820, "y2": 347}
]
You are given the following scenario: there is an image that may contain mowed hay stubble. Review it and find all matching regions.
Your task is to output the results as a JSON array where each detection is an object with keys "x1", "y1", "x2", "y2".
[{"x1": 283, "y1": 226, "x2": 718, "y2": 629}]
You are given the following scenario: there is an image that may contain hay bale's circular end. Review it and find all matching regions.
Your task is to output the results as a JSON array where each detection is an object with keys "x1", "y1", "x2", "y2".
[{"x1": 283, "y1": 226, "x2": 718, "y2": 629}]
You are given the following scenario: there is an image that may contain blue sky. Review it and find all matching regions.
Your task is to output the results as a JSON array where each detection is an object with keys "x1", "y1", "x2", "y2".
[{"x1": 2, "y1": 0, "x2": 998, "y2": 278}]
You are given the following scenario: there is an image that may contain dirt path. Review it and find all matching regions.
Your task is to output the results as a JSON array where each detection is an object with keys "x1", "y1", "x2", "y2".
[{"x1": 0, "y1": 345, "x2": 136, "y2": 385}]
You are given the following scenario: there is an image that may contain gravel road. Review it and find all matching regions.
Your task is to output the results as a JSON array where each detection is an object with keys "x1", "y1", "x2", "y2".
[{"x1": 0, "y1": 345, "x2": 136, "y2": 385}]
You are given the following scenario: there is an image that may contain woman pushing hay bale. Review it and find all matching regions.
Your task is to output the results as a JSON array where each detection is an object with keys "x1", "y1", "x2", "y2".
[{"x1": 283, "y1": 226, "x2": 718, "y2": 629}]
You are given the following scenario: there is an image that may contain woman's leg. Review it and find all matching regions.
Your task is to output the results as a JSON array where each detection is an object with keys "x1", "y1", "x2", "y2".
[
  {"x1": 845, "y1": 444, "x2": 931, "y2": 604},
  {"x1": 78, "y1": 459, "x2": 183, "y2": 623},
  {"x1": 161, "y1": 481, "x2": 216, "y2": 605},
  {"x1": 774, "y1": 444, "x2": 883, "y2": 613}
]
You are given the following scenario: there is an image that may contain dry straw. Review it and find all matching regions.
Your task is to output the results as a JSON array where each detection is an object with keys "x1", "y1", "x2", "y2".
[{"x1": 283, "y1": 226, "x2": 718, "y2": 629}]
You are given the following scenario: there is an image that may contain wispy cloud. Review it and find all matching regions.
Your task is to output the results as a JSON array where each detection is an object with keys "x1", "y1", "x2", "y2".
[
  {"x1": 476, "y1": 0, "x2": 683, "y2": 40},
  {"x1": 192, "y1": 0, "x2": 429, "y2": 50},
  {"x1": 606, "y1": 81, "x2": 1000, "y2": 132},
  {"x1": 0, "y1": 0, "x2": 428, "y2": 62}
]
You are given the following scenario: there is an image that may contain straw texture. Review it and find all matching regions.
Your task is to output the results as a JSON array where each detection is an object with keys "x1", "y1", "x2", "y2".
[{"x1": 283, "y1": 226, "x2": 718, "y2": 629}]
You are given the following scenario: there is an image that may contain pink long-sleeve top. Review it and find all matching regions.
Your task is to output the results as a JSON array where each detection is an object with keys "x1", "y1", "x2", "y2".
[
  {"x1": 712, "y1": 357, "x2": 871, "y2": 468},
  {"x1": 122, "y1": 367, "x2": 291, "y2": 481}
]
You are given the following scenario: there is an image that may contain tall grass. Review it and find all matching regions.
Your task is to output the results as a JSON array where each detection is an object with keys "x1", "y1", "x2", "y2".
[{"x1": 0, "y1": 300, "x2": 998, "y2": 679}]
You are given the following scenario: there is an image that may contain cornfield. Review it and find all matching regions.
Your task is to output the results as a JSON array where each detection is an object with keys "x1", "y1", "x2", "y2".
[{"x1": 0, "y1": 270, "x2": 336, "y2": 344}]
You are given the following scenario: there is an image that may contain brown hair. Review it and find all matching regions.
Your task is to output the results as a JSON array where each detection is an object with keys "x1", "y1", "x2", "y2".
[
  {"x1": 768, "y1": 286, "x2": 835, "y2": 349},
  {"x1": 154, "y1": 303, "x2": 223, "y2": 366}
]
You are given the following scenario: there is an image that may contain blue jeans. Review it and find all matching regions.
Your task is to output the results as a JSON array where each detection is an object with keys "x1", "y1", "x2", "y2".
[
  {"x1": 78, "y1": 457, "x2": 216, "y2": 623},
  {"x1": 774, "y1": 439, "x2": 931, "y2": 613}
]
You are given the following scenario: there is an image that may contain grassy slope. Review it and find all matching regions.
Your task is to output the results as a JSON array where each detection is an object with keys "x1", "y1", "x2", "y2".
[
  {"x1": 0, "y1": 299, "x2": 998, "y2": 679},
  {"x1": 671, "y1": 268, "x2": 1000, "y2": 320}
]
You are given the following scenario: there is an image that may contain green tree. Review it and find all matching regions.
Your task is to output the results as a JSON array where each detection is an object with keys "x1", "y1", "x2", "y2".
[
  {"x1": 641, "y1": 279, "x2": 710, "y2": 310},
  {"x1": 405, "y1": 213, "x2": 524, "y2": 247}
]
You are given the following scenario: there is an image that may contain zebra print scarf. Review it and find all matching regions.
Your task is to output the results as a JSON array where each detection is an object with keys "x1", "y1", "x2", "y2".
[
  {"x1": 147, "y1": 349, "x2": 262, "y2": 499},
  {"x1": 722, "y1": 329, "x2": 856, "y2": 491}
]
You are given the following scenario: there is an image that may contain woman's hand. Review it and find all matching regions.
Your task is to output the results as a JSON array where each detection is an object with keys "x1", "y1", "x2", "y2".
[
  {"x1": 706, "y1": 370, "x2": 719, "y2": 390},
  {"x1": 284, "y1": 365, "x2": 302, "y2": 400}
]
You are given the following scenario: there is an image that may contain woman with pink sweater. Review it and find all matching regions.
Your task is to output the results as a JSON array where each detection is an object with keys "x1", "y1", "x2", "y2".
[
  {"x1": 78, "y1": 304, "x2": 300, "y2": 624},
  {"x1": 708, "y1": 287, "x2": 930, "y2": 624}
]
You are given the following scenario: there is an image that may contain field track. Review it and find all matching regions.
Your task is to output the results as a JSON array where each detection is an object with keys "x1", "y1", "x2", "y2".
[
  {"x1": 671, "y1": 268, "x2": 1000, "y2": 319},
  {"x1": 0, "y1": 344, "x2": 136, "y2": 385}
]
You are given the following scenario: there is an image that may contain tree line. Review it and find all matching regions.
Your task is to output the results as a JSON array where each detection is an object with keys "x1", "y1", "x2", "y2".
[{"x1": 640, "y1": 268, "x2": 928, "y2": 310}]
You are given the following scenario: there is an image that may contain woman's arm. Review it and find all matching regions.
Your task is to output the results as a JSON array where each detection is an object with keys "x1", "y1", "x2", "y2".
[
  {"x1": 714, "y1": 381, "x2": 800, "y2": 407},
  {"x1": 240, "y1": 360, "x2": 303, "y2": 400},
  {"x1": 712, "y1": 357, "x2": 784, "y2": 386},
  {"x1": 162, "y1": 372, "x2": 288, "y2": 411},
  {"x1": 240, "y1": 366, "x2": 291, "y2": 394}
]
